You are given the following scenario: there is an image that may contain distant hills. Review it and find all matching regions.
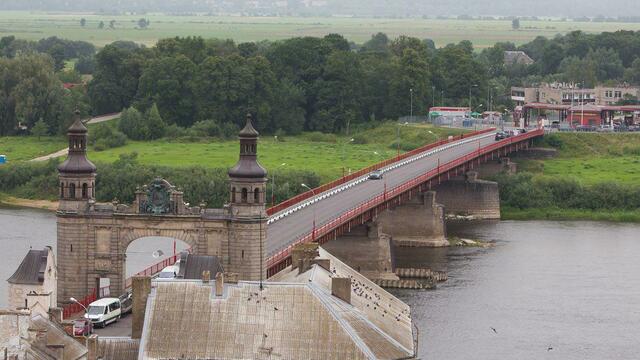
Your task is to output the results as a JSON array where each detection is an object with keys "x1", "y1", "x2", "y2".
[{"x1": 1, "y1": 0, "x2": 639, "y2": 19}]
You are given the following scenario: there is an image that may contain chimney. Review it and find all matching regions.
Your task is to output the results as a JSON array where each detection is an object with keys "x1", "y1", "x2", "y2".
[
  {"x1": 313, "y1": 259, "x2": 330, "y2": 272},
  {"x1": 202, "y1": 270, "x2": 211, "y2": 283},
  {"x1": 331, "y1": 277, "x2": 351, "y2": 304},
  {"x1": 87, "y1": 334, "x2": 98, "y2": 360},
  {"x1": 131, "y1": 276, "x2": 151, "y2": 340},
  {"x1": 215, "y1": 272, "x2": 224, "y2": 297},
  {"x1": 291, "y1": 243, "x2": 319, "y2": 271},
  {"x1": 48, "y1": 307, "x2": 63, "y2": 325}
]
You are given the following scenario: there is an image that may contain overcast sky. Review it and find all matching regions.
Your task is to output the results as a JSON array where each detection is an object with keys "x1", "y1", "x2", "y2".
[{"x1": 1, "y1": 0, "x2": 639, "y2": 18}]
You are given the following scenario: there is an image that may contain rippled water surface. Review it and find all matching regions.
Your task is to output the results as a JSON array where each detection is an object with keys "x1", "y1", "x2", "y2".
[{"x1": 393, "y1": 220, "x2": 640, "y2": 360}]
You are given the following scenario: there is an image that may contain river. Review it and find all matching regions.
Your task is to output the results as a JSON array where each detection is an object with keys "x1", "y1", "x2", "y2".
[{"x1": 1, "y1": 208, "x2": 639, "y2": 359}]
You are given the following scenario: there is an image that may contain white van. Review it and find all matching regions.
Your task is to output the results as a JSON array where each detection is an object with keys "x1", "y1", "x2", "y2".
[{"x1": 84, "y1": 298, "x2": 122, "y2": 328}]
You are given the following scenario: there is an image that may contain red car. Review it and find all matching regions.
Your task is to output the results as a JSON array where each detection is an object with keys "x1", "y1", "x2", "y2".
[{"x1": 73, "y1": 319, "x2": 93, "y2": 337}]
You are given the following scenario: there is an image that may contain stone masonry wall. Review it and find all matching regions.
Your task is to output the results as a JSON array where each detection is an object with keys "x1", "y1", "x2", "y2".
[{"x1": 434, "y1": 172, "x2": 500, "y2": 219}]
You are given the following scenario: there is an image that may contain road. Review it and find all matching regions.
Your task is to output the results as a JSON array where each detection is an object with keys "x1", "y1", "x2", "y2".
[
  {"x1": 30, "y1": 112, "x2": 121, "y2": 162},
  {"x1": 266, "y1": 131, "x2": 498, "y2": 257},
  {"x1": 93, "y1": 312, "x2": 133, "y2": 337}
]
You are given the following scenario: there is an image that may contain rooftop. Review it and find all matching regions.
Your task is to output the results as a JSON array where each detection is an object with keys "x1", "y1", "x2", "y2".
[
  {"x1": 7, "y1": 248, "x2": 50, "y2": 285},
  {"x1": 139, "y1": 248, "x2": 415, "y2": 360}
]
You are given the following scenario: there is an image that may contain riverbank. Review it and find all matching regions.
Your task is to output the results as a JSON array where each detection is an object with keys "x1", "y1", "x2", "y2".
[
  {"x1": 502, "y1": 206, "x2": 640, "y2": 222},
  {"x1": 0, "y1": 194, "x2": 58, "y2": 211}
]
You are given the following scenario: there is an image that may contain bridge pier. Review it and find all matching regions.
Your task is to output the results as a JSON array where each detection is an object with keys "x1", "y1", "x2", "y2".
[
  {"x1": 434, "y1": 171, "x2": 501, "y2": 219},
  {"x1": 377, "y1": 191, "x2": 448, "y2": 247},
  {"x1": 321, "y1": 222, "x2": 399, "y2": 281}
]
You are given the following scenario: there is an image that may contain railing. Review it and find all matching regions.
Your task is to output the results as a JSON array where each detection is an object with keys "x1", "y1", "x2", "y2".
[
  {"x1": 266, "y1": 129, "x2": 543, "y2": 271},
  {"x1": 124, "y1": 253, "x2": 182, "y2": 289},
  {"x1": 266, "y1": 127, "x2": 495, "y2": 216}
]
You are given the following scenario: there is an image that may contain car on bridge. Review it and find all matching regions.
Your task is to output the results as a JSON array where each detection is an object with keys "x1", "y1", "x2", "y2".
[
  {"x1": 494, "y1": 131, "x2": 508, "y2": 140},
  {"x1": 368, "y1": 170, "x2": 383, "y2": 180}
]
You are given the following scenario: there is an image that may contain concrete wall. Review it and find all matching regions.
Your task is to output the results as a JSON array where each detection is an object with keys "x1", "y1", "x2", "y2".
[
  {"x1": 322, "y1": 222, "x2": 398, "y2": 281},
  {"x1": 434, "y1": 172, "x2": 500, "y2": 219},
  {"x1": 377, "y1": 191, "x2": 448, "y2": 247},
  {"x1": 0, "y1": 310, "x2": 30, "y2": 360}
]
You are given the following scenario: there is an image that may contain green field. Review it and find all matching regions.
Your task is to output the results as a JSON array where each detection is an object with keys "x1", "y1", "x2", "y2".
[
  {"x1": 2, "y1": 11, "x2": 640, "y2": 47},
  {"x1": 0, "y1": 136, "x2": 66, "y2": 162},
  {"x1": 0, "y1": 123, "x2": 467, "y2": 181},
  {"x1": 519, "y1": 133, "x2": 640, "y2": 185}
]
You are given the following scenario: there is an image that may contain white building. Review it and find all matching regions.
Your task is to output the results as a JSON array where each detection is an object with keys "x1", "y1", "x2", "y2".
[{"x1": 7, "y1": 247, "x2": 57, "y2": 318}]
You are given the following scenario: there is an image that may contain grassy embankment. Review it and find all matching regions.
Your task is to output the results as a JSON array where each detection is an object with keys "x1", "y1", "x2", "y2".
[
  {"x1": 500, "y1": 132, "x2": 640, "y2": 222},
  {"x1": 1, "y1": 11, "x2": 640, "y2": 47},
  {"x1": 0, "y1": 123, "x2": 467, "y2": 206}
]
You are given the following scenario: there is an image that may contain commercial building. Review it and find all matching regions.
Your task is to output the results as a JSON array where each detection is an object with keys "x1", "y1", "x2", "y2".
[{"x1": 511, "y1": 83, "x2": 640, "y2": 107}]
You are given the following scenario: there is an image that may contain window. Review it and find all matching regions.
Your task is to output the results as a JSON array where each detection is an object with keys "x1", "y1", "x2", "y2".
[
  {"x1": 69, "y1": 183, "x2": 76, "y2": 199},
  {"x1": 615, "y1": 91, "x2": 622, "y2": 98},
  {"x1": 60, "y1": 183, "x2": 64, "y2": 198},
  {"x1": 231, "y1": 187, "x2": 236, "y2": 203},
  {"x1": 254, "y1": 188, "x2": 260, "y2": 203},
  {"x1": 82, "y1": 183, "x2": 88, "y2": 198},
  {"x1": 241, "y1": 188, "x2": 248, "y2": 203}
]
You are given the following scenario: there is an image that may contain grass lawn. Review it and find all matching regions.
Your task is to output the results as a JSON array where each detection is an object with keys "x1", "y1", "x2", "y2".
[
  {"x1": 87, "y1": 123, "x2": 467, "y2": 181},
  {"x1": 518, "y1": 133, "x2": 640, "y2": 185},
  {"x1": 1, "y1": 11, "x2": 640, "y2": 47},
  {"x1": 0, "y1": 136, "x2": 66, "y2": 162},
  {"x1": 502, "y1": 207, "x2": 640, "y2": 222}
]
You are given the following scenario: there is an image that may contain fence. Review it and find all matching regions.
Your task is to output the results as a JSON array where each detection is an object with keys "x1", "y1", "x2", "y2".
[
  {"x1": 266, "y1": 129, "x2": 543, "y2": 273},
  {"x1": 124, "y1": 253, "x2": 181, "y2": 289},
  {"x1": 266, "y1": 127, "x2": 495, "y2": 216}
]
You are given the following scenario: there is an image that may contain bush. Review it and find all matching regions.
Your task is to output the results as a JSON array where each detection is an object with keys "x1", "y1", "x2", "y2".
[
  {"x1": 90, "y1": 124, "x2": 127, "y2": 151},
  {"x1": 191, "y1": 120, "x2": 220, "y2": 137},
  {"x1": 544, "y1": 134, "x2": 564, "y2": 149}
]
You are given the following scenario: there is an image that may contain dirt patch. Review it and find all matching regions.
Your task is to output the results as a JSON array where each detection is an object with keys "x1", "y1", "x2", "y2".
[{"x1": 1, "y1": 196, "x2": 58, "y2": 211}]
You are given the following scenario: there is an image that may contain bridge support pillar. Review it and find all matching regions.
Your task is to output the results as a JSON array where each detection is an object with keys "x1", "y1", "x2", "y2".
[
  {"x1": 434, "y1": 171, "x2": 500, "y2": 219},
  {"x1": 475, "y1": 157, "x2": 516, "y2": 178},
  {"x1": 377, "y1": 191, "x2": 448, "y2": 247},
  {"x1": 321, "y1": 222, "x2": 399, "y2": 281}
]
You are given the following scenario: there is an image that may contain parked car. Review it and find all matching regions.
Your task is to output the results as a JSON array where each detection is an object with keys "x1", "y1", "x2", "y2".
[
  {"x1": 576, "y1": 125, "x2": 596, "y2": 132},
  {"x1": 84, "y1": 298, "x2": 122, "y2": 328},
  {"x1": 597, "y1": 125, "x2": 614, "y2": 132},
  {"x1": 119, "y1": 292, "x2": 133, "y2": 315},
  {"x1": 157, "y1": 265, "x2": 179, "y2": 279},
  {"x1": 73, "y1": 319, "x2": 93, "y2": 336},
  {"x1": 368, "y1": 170, "x2": 383, "y2": 180},
  {"x1": 518, "y1": 128, "x2": 527, "y2": 134},
  {"x1": 494, "y1": 131, "x2": 507, "y2": 141}
]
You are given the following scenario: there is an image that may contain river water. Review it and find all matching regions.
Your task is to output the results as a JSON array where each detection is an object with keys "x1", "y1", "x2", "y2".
[{"x1": 1, "y1": 208, "x2": 639, "y2": 359}]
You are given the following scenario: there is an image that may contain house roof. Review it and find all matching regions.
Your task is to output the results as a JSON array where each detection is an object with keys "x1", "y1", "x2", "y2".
[
  {"x1": 176, "y1": 252, "x2": 224, "y2": 280},
  {"x1": 504, "y1": 51, "x2": 534, "y2": 65},
  {"x1": 140, "y1": 249, "x2": 415, "y2": 360},
  {"x1": 98, "y1": 338, "x2": 140, "y2": 360},
  {"x1": 7, "y1": 248, "x2": 49, "y2": 285},
  {"x1": 569, "y1": 103, "x2": 602, "y2": 112},
  {"x1": 29, "y1": 314, "x2": 88, "y2": 360}
]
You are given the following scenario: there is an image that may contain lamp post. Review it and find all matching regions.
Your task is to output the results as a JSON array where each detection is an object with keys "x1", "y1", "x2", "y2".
[
  {"x1": 301, "y1": 183, "x2": 317, "y2": 242},
  {"x1": 271, "y1": 163, "x2": 287, "y2": 207},
  {"x1": 410, "y1": 88, "x2": 414, "y2": 122},
  {"x1": 469, "y1": 84, "x2": 478, "y2": 118}
]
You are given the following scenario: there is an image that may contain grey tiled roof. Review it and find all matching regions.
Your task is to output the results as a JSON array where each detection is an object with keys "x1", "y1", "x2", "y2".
[
  {"x1": 7, "y1": 249, "x2": 49, "y2": 285},
  {"x1": 176, "y1": 252, "x2": 224, "y2": 280},
  {"x1": 98, "y1": 338, "x2": 140, "y2": 360}
]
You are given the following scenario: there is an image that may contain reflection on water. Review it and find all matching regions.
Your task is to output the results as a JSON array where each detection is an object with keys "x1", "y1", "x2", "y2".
[{"x1": 392, "y1": 220, "x2": 640, "y2": 360}]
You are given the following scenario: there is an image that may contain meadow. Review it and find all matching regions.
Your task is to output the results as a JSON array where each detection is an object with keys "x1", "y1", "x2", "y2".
[
  {"x1": 0, "y1": 123, "x2": 467, "y2": 182},
  {"x1": 2, "y1": 11, "x2": 640, "y2": 47}
]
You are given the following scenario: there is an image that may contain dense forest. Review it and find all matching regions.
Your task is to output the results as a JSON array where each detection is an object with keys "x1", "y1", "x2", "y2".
[{"x1": 2, "y1": 30, "x2": 640, "y2": 138}]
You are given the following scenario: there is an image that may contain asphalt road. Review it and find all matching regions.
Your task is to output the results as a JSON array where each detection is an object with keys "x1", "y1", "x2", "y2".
[{"x1": 266, "y1": 131, "x2": 498, "y2": 257}]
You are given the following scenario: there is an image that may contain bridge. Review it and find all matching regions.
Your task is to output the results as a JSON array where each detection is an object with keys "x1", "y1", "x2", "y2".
[
  {"x1": 265, "y1": 128, "x2": 543, "y2": 277},
  {"x1": 55, "y1": 116, "x2": 542, "y2": 313}
]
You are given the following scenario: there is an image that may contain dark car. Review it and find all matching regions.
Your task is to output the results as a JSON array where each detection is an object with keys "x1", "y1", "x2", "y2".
[
  {"x1": 119, "y1": 292, "x2": 133, "y2": 315},
  {"x1": 368, "y1": 170, "x2": 383, "y2": 180},
  {"x1": 494, "y1": 131, "x2": 507, "y2": 141}
]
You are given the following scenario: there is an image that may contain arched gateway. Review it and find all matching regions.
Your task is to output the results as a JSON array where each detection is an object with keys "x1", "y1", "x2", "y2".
[{"x1": 56, "y1": 113, "x2": 267, "y2": 306}]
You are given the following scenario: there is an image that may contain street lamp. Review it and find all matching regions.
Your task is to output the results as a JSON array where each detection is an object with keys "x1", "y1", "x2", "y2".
[
  {"x1": 410, "y1": 88, "x2": 414, "y2": 122},
  {"x1": 271, "y1": 163, "x2": 287, "y2": 206},
  {"x1": 301, "y1": 183, "x2": 317, "y2": 242},
  {"x1": 70, "y1": 297, "x2": 88, "y2": 313},
  {"x1": 469, "y1": 84, "x2": 478, "y2": 118}
]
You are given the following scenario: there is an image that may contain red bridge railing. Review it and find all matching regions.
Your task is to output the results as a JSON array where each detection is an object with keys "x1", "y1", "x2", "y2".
[
  {"x1": 266, "y1": 129, "x2": 543, "y2": 274},
  {"x1": 266, "y1": 127, "x2": 496, "y2": 216},
  {"x1": 124, "y1": 253, "x2": 181, "y2": 289}
]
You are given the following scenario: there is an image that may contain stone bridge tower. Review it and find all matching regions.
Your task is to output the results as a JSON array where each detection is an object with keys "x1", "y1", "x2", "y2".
[{"x1": 227, "y1": 114, "x2": 268, "y2": 281}]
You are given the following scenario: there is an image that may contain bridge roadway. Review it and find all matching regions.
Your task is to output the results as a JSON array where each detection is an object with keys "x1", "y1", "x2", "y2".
[{"x1": 265, "y1": 130, "x2": 499, "y2": 258}]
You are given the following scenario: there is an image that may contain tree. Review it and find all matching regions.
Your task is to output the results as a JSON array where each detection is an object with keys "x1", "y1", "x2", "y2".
[
  {"x1": 74, "y1": 56, "x2": 96, "y2": 74},
  {"x1": 109, "y1": 20, "x2": 116, "y2": 29},
  {"x1": 512, "y1": 18, "x2": 520, "y2": 30},
  {"x1": 586, "y1": 48, "x2": 624, "y2": 82},
  {"x1": 118, "y1": 107, "x2": 145, "y2": 140},
  {"x1": 31, "y1": 118, "x2": 49, "y2": 139},
  {"x1": 98, "y1": 21, "x2": 104, "y2": 29},
  {"x1": 138, "y1": 18, "x2": 149, "y2": 29},
  {"x1": 624, "y1": 58, "x2": 640, "y2": 85},
  {"x1": 144, "y1": 104, "x2": 166, "y2": 140},
  {"x1": 80, "y1": 18, "x2": 86, "y2": 27}
]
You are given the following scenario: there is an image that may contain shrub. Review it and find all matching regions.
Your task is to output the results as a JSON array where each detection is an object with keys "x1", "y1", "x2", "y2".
[
  {"x1": 191, "y1": 120, "x2": 220, "y2": 137},
  {"x1": 544, "y1": 134, "x2": 564, "y2": 149}
]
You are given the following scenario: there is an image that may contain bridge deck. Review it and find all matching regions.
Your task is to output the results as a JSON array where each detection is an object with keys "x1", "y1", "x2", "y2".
[{"x1": 266, "y1": 129, "x2": 505, "y2": 259}]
